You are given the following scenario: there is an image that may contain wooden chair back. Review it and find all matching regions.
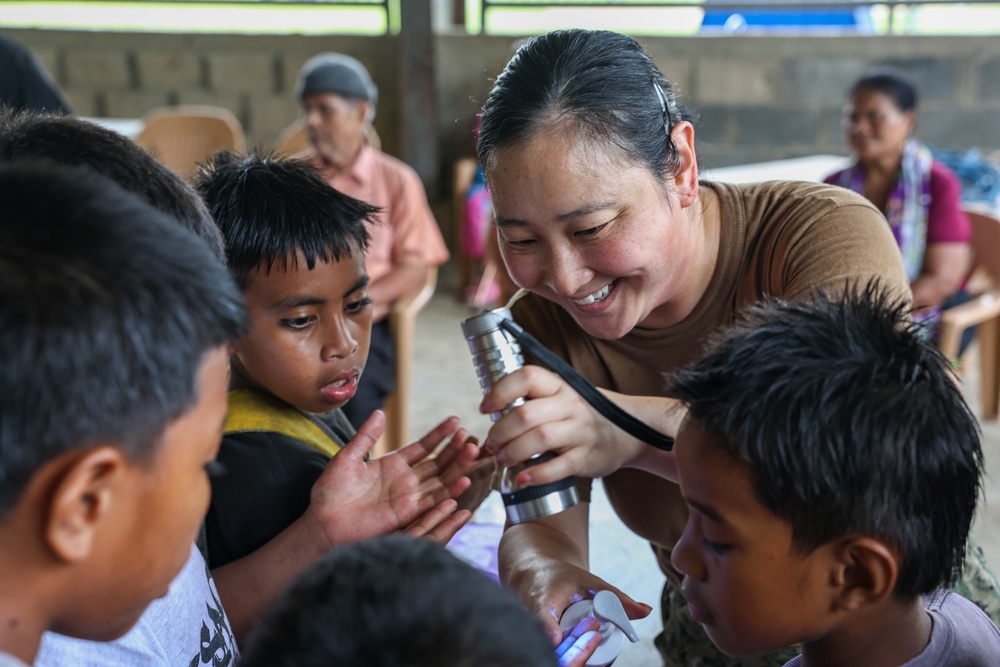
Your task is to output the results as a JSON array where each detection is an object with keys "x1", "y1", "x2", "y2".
[
  {"x1": 274, "y1": 119, "x2": 311, "y2": 158},
  {"x1": 938, "y1": 207, "x2": 1000, "y2": 418},
  {"x1": 136, "y1": 105, "x2": 246, "y2": 181},
  {"x1": 372, "y1": 268, "x2": 438, "y2": 458}
]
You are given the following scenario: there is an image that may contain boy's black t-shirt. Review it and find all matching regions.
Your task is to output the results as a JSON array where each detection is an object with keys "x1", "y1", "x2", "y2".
[{"x1": 204, "y1": 408, "x2": 354, "y2": 569}]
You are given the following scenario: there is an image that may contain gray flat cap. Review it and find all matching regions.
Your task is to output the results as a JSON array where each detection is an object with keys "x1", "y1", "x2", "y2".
[{"x1": 295, "y1": 53, "x2": 378, "y2": 107}]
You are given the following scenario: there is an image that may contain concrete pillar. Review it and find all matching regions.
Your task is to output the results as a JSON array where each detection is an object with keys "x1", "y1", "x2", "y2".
[{"x1": 398, "y1": 0, "x2": 440, "y2": 194}]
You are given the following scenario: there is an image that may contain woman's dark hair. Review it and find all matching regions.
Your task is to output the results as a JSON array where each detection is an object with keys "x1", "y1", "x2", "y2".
[
  {"x1": 477, "y1": 29, "x2": 692, "y2": 183},
  {"x1": 850, "y1": 66, "x2": 918, "y2": 113}
]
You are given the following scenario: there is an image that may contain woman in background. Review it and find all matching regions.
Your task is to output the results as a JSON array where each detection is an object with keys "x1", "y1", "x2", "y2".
[{"x1": 825, "y1": 67, "x2": 971, "y2": 329}]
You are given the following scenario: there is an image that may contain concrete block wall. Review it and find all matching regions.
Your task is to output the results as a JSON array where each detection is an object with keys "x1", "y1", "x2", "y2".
[
  {"x1": 438, "y1": 34, "x2": 1000, "y2": 173},
  {"x1": 6, "y1": 28, "x2": 1000, "y2": 246},
  {"x1": 2, "y1": 29, "x2": 401, "y2": 155}
]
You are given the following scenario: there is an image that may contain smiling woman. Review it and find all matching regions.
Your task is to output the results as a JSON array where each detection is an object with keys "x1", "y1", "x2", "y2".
[{"x1": 474, "y1": 28, "x2": 915, "y2": 667}]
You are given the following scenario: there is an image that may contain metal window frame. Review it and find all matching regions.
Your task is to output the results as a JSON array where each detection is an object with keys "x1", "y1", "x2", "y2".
[{"x1": 478, "y1": 0, "x2": 1000, "y2": 35}]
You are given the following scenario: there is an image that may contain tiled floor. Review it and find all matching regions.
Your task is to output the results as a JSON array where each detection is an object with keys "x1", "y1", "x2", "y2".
[{"x1": 411, "y1": 287, "x2": 1000, "y2": 666}]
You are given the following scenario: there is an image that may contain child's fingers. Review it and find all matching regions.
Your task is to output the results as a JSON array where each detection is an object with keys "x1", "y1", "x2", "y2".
[
  {"x1": 417, "y1": 507, "x2": 473, "y2": 544},
  {"x1": 556, "y1": 628, "x2": 601, "y2": 667},
  {"x1": 412, "y1": 438, "x2": 479, "y2": 486},
  {"x1": 402, "y1": 499, "x2": 462, "y2": 538},
  {"x1": 455, "y1": 456, "x2": 498, "y2": 513},
  {"x1": 438, "y1": 430, "x2": 480, "y2": 473},
  {"x1": 417, "y1": 470, "x2": 472, "y2": 506},
  {"x1": 339, "y1": 410, "x2": 385, "y2": 461},
  {"x1": 411, "y1": 427, "x2": 470, "y2": 479},
  {"x1": 430, "y1": 428, "x2": 474, "y2": 469},
  {"x1": 442, "y1": 442, "x2": 482, "y2": 487},
  {"x1": 558, "y1": 616, "x2": 600, "y2": 646},
  {"x1": 398, "y1": 416, "x2": 461, "y2": 465},
  {"x1": 444, "y1": 475, "x2": 472, "y2": 503},
  {"x1": 556, "y1": 617, "x2": 602, "y2": 667}
]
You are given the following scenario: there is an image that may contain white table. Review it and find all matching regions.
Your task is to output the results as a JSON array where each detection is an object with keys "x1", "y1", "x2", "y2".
[
  {"x1": 700, "y1": 154, "x2": 851, "y2": 184},
  {"x1": 80, "y1": 116, "x2": 144, "y2": 140}
]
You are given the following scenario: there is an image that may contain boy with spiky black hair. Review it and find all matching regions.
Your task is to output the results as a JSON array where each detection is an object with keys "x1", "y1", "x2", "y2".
[
  {"x1": 0, "y1": 162, "x2": 247, "y2": 665},
  {"x1": 195, "y1": 151, "x2": 478, "y2": 633},
  {"x1": 668, "y1": 282, "x2": 1000, "y2": 666}
]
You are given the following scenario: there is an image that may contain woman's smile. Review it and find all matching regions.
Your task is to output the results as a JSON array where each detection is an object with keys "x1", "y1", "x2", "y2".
[{"x1": 571, "y1": 280, "x2": 615, "y2": 306}]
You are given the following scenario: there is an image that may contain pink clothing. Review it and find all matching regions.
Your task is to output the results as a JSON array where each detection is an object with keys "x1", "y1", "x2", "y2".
[
  {"x1": 315, "y1": 145, "x2": 448, "y2": 285},
  {"x1": 925, "y1": 161, "x2": 971, "y2": 244},
  {"x1": 824, "y1": 159, "x2": 971, "y2": 245}
]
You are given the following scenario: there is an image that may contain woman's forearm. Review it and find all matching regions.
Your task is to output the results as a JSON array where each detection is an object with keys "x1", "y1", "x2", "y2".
[
  {"x1": 498, "y1": 503, "x2": 593, "y2": 637},
  {"x1": 500, "y1": 506, "x2": 591, "y2": 579}
]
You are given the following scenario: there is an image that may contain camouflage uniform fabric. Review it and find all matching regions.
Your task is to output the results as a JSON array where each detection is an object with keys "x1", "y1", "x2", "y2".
[{"x1": 952, "y1": 533, "x2": 1000, "y2": 627}]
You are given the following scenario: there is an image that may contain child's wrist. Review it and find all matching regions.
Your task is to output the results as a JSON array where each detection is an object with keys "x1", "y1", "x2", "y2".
[{"x1": 300, "y1": 505, "x2": 338, "y2": 554}]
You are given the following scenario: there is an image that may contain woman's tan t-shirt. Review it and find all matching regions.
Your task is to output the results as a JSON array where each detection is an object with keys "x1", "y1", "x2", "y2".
[{"x1": 509, "y1": 180, "x2": 910, "y2": 587}]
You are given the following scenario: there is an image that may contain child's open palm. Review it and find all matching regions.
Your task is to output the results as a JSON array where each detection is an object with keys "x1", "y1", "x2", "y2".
[{"x1": 305, "y1": 411, "x2": 478, "y2": 548}]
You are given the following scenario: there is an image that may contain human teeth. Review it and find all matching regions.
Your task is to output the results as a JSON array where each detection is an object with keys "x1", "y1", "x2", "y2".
[
  {"x1": 329, "y1": 378, "x2": 347, "y2": 388},
  {"x1": 573, "y1": 283, "x2": 612, "y2": 305}
]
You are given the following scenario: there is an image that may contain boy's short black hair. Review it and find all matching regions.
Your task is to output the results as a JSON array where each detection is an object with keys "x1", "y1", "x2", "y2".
[
  {"x1": 0, "y1": 161, "x2": 247, "y2": 517},
  {"x1": 239, "y1": 535, "x2": 558, "y2": 667},
  {"x1": 194, "y1": 150, "x2": 377, "y2": 289},
  {"x1": 668, "y1": 281, "x2": 982, "y2": 599},
  {"x1": 0, "y1": 110, "x2": 226, "y2": 261}
]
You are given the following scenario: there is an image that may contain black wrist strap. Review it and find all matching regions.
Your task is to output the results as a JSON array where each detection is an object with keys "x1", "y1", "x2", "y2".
[{"x1": 499, "y1": 318, "x2": 675, "y2": 451}]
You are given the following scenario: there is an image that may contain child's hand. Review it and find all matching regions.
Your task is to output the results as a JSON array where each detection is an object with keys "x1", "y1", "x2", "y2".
[
  {"x1": 400, "y1": 415, "x2": 480, "y2": 498},
  {"x1": 554, "y1": 616, "x2": 602, "y2": 667},
  {"x1": 455, "y1": 445, "x2": 497, "y2": 513},
  {"x1": 400, "y1": 498, "x2": 472, "y2": 544},
  {"x1": 304, "y1": 412, "x2": 478, "y2": 549}
]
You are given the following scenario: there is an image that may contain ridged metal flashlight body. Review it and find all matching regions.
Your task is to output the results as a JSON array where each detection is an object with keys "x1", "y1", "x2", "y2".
[{"x1": 461, "y1": 308, "x2": 580, "y2": 524}]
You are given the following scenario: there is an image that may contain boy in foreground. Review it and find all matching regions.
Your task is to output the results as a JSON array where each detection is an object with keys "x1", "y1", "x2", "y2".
[
  {"x1": 669, "y1": 283, "x2": 1000, "y2": 666},
  {"x1": 0, "y1": 162, "x2": 247, "y2": 664},
  {"x1": 195, "y1": 152, "x2": 478, "y2": 577}
]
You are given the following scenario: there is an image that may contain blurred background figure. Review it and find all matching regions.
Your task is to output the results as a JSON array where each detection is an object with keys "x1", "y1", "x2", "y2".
[
  {"x1": 295, "y1": 52, "x2": 449, "y2": 429},
  {"x1": 825, "y1": 67, "x2": 972, "y2": 339},
  {"x1": 459, "y1": 108, "x2": 517, "y2": 310},
  {"x1": 0, "y1": 33, "x2": 71, "y2": 114}
]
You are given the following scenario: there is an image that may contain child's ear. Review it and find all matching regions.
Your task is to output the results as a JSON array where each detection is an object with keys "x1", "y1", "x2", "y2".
[
  {"x1": 45, "y1": 446, "x2": 127, "y2": 563},
  {"x1": 830, "y1": 537, "x2": 898, "y2": 612},
  {"x1": 668, "y1": 120, "x2": 699, "y2": 208}
]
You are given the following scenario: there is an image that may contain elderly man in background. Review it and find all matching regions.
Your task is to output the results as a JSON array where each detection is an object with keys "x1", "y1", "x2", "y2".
[{"x1": 295, "y1": 53, "x2": 449, "y2": 429}]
